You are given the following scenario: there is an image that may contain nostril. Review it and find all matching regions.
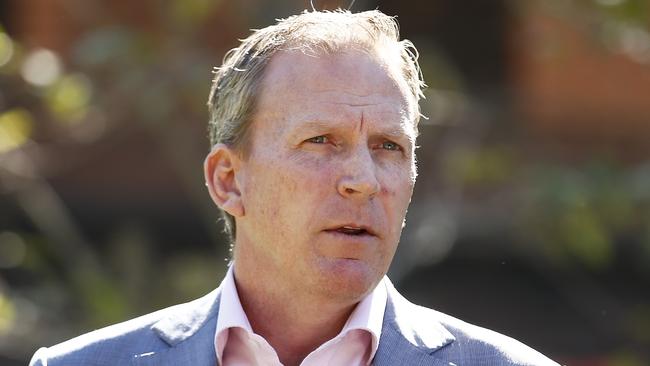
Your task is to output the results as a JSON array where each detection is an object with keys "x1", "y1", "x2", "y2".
[
  {"x1": 340, "y1": 180, "x2": 380, "y2": 196},
  {"x1": 337, "y1": 172, "x2": 380, "y2": 198}
]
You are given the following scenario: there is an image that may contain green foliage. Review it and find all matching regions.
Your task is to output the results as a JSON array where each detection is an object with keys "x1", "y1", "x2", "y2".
[
  {"x1": 592, "y1": 0, "x2": 649, "y2": 25},
  {"x1": 1, "y1": 1, "x2": 648, "y2": 363},
  {"x1": 0, "y1": 292, "x2": 16, "y2": 336}
]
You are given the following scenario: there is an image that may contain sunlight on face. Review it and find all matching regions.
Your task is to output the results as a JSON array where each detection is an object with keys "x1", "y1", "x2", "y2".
[{"x1": 234, "y1": 49, "x2": 417, "y2": 303}]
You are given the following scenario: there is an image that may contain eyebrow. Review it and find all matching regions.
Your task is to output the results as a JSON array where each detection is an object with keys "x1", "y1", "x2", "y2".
[
  {"x1": 381, "y1": 126, "x2": 416, "y2": 142},
  {"x1": 289, "y1": 119, "x2": 415, "y2": 145}
]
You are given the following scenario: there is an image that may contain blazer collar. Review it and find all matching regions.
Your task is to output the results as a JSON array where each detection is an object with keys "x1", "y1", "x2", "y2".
[
  {"x1": 133, "y1": 277, "x2": 455, "y2": 366},
  {"x1": 132, "y1": 286, "x2": 222, "y2": 366},
  {"x1": 372, "y1": 278, "x2": 455, "y2": 366}
]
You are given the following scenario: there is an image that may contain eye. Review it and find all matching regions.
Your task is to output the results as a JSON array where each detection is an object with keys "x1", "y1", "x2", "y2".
[
  {"x1": 381, "y1": 141, "x2": 402, "y2": 151},
  {"x1": 306, "y1": 135, "x2": 329, "y2": 144}
]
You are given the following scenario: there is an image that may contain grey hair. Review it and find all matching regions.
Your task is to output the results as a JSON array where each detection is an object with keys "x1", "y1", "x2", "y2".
[{"x1": 207, "y1": 9, "x2": 426, "y2": 240}]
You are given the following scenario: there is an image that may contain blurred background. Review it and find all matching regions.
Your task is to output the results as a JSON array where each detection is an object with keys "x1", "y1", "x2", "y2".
[{"x1": 0, "y1": 0, "x2": 648, "y2": 364}]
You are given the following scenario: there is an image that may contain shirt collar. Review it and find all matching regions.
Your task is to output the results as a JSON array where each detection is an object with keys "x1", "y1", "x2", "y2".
[
  {"x1": 214, "y1": 264, "x2": 388, "y2": 362},
  {"x1": 214, "y1": 264, "x2": 253, "y2": 361},
  {"x1": 340, "y1": 276, "x2": 387, "y2": 362}
]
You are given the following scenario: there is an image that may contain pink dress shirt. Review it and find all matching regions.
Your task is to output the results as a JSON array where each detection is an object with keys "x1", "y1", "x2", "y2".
[{"x1": 214, "y1": 265, "x2": 387, "y2": 366}]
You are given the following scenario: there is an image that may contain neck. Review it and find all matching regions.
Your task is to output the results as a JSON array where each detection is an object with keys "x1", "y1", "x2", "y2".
[{"x1": 232, "y1": 261, "x2": 359, "y2": 366}]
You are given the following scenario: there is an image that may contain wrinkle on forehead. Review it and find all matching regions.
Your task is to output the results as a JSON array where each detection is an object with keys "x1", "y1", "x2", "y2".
[
  {"x1": 329, "y1": 102, "x2": 381, "y2": 107},
  {"x1": 254, "y1": 49, "x2": 418, "y2": 135},
  {"x1": 314, "y1": 92, "x2": 406, "y2": 108},
  {"x1": 309, "y1": 88, "x2": 381, "y2": 98},
  {"x1": 262, "y1": 49, "x2": 411, "y2": 99},
  {"x1": 258, "y1": 42, "x2": 419, "y2": 129}
]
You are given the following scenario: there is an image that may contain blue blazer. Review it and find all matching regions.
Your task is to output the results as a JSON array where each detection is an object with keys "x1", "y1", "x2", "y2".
[{"x1": 30, "y1": 278, "x2": 559, "y2": 365}]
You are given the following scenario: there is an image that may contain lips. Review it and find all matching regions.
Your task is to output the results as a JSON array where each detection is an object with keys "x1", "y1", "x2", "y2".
[{"x1": 325, "y1": 224, "x2": 377, "y2": 237}]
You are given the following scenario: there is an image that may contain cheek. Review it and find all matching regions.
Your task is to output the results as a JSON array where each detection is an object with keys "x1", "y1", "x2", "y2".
[
  {"x1": 378, "y1": 173, "x2": 413, "y2": 237},
  {"x1": 248, "y1": 156, "x2": 329, "y2": 225},
  {"x1": 380, "y1": 166, "x2": 414, "y2": 200},
  {"x1": 289, "y1": 151, "x2": 341, "y2": 186}
]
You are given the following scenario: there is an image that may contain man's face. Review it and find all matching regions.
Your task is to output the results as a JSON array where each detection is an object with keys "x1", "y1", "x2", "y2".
[{"x1": 233, "y1": 48, "x2": 417, "y2": 302}]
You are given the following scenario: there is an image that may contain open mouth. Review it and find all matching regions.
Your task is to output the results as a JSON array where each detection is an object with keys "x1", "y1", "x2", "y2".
[
  {"x1": 337, "y1": 226, "x2": 368, "y2": 236},
  {"x1": 327, "y1": 225, "x2": 374, "y2": 237}
]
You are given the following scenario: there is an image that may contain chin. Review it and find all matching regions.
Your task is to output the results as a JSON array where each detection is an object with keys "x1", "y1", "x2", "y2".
[{"x1": 312, "y1": 258, "x2": 382, "y2": 302}]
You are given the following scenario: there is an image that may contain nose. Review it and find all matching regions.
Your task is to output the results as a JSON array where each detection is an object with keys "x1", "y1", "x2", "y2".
[{"x1": 337, "y1": 148, "x2": 380, "y2": 199}]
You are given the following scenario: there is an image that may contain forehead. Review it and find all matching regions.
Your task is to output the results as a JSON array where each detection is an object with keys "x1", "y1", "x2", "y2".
[{"x1": 254, "y1": 49, "x2": 416, "y2": 129}]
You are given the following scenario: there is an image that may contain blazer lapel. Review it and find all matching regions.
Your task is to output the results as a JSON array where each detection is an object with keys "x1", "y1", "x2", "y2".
[
  {"x1": 132, "y1": 287, "x2": 222, "y2": 366},
  {"x1": 131, "y1": 327, "x2": 218, "y2": 366},
  {"x1": 372, "y1": 278, "x2": 455, "y2": 366},
  {"x1": 130, "y1": 277, "x2": 454, "y2": 366}
]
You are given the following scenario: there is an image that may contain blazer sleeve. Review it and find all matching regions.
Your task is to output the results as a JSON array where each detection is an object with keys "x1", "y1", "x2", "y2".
[{"x1": 29, "y1": 347, "x2": 48, "y2": 366}]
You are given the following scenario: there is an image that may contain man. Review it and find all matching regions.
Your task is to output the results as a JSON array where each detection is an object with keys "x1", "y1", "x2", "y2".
[{"x1": 30, "y1": 9, "x2": 560, "y2": 366}]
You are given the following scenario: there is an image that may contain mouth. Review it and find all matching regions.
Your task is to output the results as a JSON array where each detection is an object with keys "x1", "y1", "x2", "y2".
[{"x1": 326, "y1": 225, "x2": 376, "y2": 237}]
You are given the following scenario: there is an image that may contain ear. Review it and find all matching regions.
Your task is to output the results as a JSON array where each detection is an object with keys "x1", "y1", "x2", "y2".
[{"x1": 204, "y1": 144, "x2": 245, "y2": 218}]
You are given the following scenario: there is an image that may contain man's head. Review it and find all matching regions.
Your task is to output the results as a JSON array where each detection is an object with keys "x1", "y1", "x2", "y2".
[
  {"x1": 206, "y1": 10, "x2": 425, "y2": 239},
  {"x1": 204, "y1": 9, "x2": 424, "y2": 303}
]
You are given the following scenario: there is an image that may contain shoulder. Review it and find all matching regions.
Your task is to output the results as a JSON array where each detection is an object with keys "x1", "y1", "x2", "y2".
[
  {"x1": 29, "y1": 288, "x2": 221, "y2": 366},
  {"x1": 29, "y1": 307, "x2": 170, "y2": 366},
  {"x1": 383, "y1": 279, "x2": 560, "y2": 366},
  {"x1": 431, "y1": 308, "x2": 559, "y2": 366}
]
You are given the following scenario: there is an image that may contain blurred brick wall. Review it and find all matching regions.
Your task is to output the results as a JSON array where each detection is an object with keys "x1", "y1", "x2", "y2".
[{"x1": 511, "y1": 5, "x2": 650, "y2": 157}]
